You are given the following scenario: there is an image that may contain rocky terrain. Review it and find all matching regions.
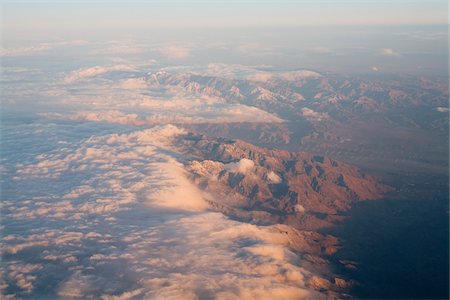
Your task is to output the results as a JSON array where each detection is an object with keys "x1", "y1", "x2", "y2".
[
  {"x1": 178, "y1": 134, "x2": 390, "y2": 226},
  {"x1": 139, "y1": 68, "x2": 447, "y2": 181},
  {"x1": 148, "y1": 130, "x2": 391, "y2": 298},
  {"x1": 145, "y1": 70, "x2": 449, "y2": 133}
]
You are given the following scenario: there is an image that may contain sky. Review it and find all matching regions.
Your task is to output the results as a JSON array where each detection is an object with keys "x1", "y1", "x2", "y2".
[
  {"x1": 1, "y1": 0, "x2": 448, "y2": 76},
  {"x1": 1, "y1": 0, "x2": 448, "y2": 38}
]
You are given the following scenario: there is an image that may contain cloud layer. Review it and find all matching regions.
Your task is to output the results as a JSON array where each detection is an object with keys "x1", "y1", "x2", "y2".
[
  {"x1": 1, "y1": 125, "x2": 323, "y2": 299},
  {"x1": 64, "y1": 65, "x2": 137, "y2": 83}
]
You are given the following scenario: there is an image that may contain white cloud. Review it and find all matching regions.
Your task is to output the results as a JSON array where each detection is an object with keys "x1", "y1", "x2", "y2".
[
  {"x1": 380, "y1": 48, "x2": 400, "y2": 56},
  {"x1": 239, "y1": 68, "x2": 321, "y2": 82},
  {"x1": 225, "y1": 158, "x2": 255, "y2": 175},
  {"x1": 119, "y1": 78, "x2": 148, "y2": 89},
  {"x1": 267, "y1": 171, "x2": 282, "y2": 183},
  {"x1": 278, "y1": 70, "x2": 322, "y2": 81},
  {"x1": 14, "y1": 125, "x2": 210, "y2": 214},
  {"x1": 436, "y1": 107, "x2": 449, "y2": 113},
  {"x1": 246, "y1": 72, "x2": 274, "y2": 82},
  {"x1": 0, "y1": 40, "x2": 88, "y2": 57},
  {"x1": 2, "y1": 262, "x2": 43, "y2": 294},
  {"x1": 3, "y1": 124, "x2": 335, "y2": 299},
  {"x1": 145, "y1": 157, "x2": 210, "y2": 211},
  {"x1": 43, "y1": 111, "x2": 146, "y2": 126},
  {"x1": 58, "y1": 271, "x2": 97, "y2": 298},
  {"x1": 295, "y1": 204, "x2": 306, "y2": 213},
  {"x1": 64, "y1": 65, "x2": 136, "y2": 84},
  {"x1": 43, "y1": 103, "x2": 283, "y2": 125},
  {"x1": 301, "y1": 108, "x2": 329, "y2": 121},
  {"x1": 206, "y1": 63, "x2": 272, "y2": 79},
  {"x1": 101, "y1": 288, "x2": 144, "y2": 300},
  {"x1": 205, "y1": 63, "x2": 320, "y2": 82}
]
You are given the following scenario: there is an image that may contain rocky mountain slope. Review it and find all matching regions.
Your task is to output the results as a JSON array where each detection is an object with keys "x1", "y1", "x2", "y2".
[
  {"x1": 168, "y1": 131, "x2": 391, "y2": 297},
  {"x1": 174, "y1": 133, "x2": 391, "y2": 231},
  {"x1": 145, "y1": 70, "x2": 448, "y2": 128}
]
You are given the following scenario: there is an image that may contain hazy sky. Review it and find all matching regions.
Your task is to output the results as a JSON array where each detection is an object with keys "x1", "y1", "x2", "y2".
[
  {"x1": 2, "y1": 0, "x2": 447, "y2": 38},
  {"x1": 1, "y1": 1, "x2": 448, "y2": 76}
]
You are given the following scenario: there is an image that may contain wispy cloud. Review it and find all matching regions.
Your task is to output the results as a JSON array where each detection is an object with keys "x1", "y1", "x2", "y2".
[
  {"x1": 119, "y1": 78, "x2": 148, "y2": 89},
  {"x1": 63, "y1": 65, "x2": 136, "y2": 84},
  {"x1": 396, "y1": 31, "x2": 448, "y2": 40},
  {"x1": 43, "y1": 103, "x2": 284, "y2": 125},
  {"x1": 160, "y1": 46, "x2": 192, "y2": 60},
  {"x1": 301, "y1": 108, "x2": 329, "y2": 122},
  {"x1": 0, "y1": 40, "x2": 88, "y2": 57},
  {"x1": 380, "y1": 48, "x2": 400, "y2": 57},
  {"x1": 0, "y1": 44, "x2": 51, "y2": 57}
]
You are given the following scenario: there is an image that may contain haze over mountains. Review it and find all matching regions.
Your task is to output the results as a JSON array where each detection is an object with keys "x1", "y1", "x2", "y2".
[{"x1": 1, "y1": 3, "x2": 449, "y2": 298}]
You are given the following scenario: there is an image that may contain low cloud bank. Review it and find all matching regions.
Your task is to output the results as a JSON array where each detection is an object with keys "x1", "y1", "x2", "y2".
[
  {"x1": 64, "y1": 65, "x2": 136, "y2": 84},
  {"x1": 2, "y1": 125, "x2": 323, "y2": 299}
]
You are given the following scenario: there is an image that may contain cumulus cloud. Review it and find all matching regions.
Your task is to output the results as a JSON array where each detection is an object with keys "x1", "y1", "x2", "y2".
[
  {"x1": 58, "y1": 271, "x2": 98, "y2": 298},
  {"x1": 436, "y1": 107, "x2": 449, "y2": 113},
  {"x1": 295, "y1": 204, "x2": 306, "y2": 213},
  {"x1": 1, "y1": 262, "x2": 43, "y2": 294},
  {"x1": 13, "y1": 125, "x2": 210, "y2": 215},
  {"x1": 267, "y1": 171, "x2": 282, "y2": 183},
  {"x1": 380, "y1": 48, "x2": 400, "y2": 56},
  {"x1": 64, "y1": 65, "x2": 136, "y2": 84},
  {"x1": 145, "y1": 157, "x2": 210, "y2": 211},
  {"x1": 301, "y1": 108, "x2": 329, "y2": 121},
  {"x1": 3, "y1": 125, "x2": 326, "y2": 299},
  {"x1": 161, "y1": 46, "x2": 192, "y2": 60},
  {"x1": 119, "y1": 78, "x2": 148, "y2": 89},
  {"x1": 112, "y1": 213, "x2": 321, "y2": 300},
  {"x1": 225, "y1": 158, "x2": 255, "y2": 174}
]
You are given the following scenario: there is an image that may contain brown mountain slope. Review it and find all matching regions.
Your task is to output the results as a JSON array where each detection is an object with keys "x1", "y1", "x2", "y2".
[{"x1": 178, "y1": 133, "x2": 391, "y2": 230}]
